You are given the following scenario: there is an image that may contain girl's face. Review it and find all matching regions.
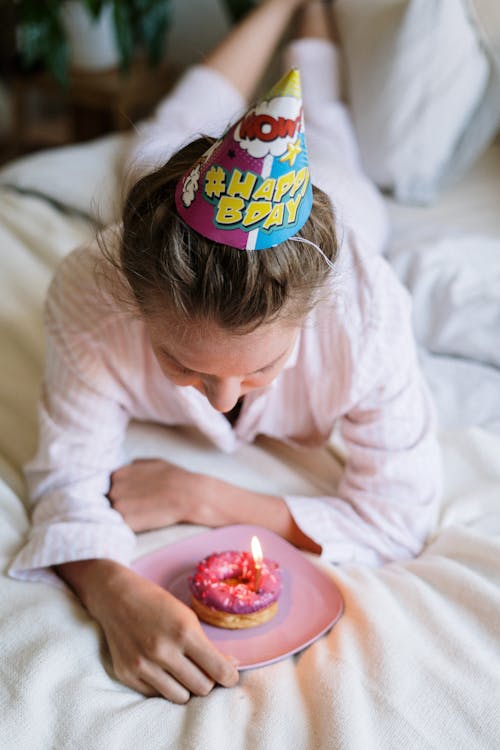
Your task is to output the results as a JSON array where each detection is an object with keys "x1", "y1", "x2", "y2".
[{"x1": 145, "y1": 314, "x2": 300, "y2": 414}]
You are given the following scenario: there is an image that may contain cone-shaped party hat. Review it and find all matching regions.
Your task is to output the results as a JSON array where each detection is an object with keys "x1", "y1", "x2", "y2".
[{"x1": 175, "y1": 68, "x2": 313, "y2": 250}]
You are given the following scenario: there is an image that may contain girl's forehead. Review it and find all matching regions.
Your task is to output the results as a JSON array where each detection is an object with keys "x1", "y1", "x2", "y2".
[
  {"x1": 146, "y1": 312, "x2": 298, "y2": 344},
  {"x1": 145, "y1": 315, "x2": 300, "y2": 376}
]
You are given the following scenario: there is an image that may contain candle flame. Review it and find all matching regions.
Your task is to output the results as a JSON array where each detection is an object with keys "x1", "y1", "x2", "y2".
[{"x1": 251, "y1": 535, "x2": 263, "y2": 566}]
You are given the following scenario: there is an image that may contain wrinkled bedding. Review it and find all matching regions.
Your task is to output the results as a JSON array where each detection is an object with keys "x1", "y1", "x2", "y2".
[
  {"x1": 385, "y1": 139, "x2": 500, "y2": 438},
  {"x1": 1, "y1": 134, "x2": 499, "y2": 749}
]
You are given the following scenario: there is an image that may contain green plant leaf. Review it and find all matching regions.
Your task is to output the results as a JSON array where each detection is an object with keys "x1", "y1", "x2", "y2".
[
  {"x1": 46, "y1": 25, "x2": 69, "y2": 87},
  {"x1": 17, "y1": 1, "x2": 69, "y2": 85},
  {"x1": 81, "y1": 0, "x2": 107, "y2": 20},
  {"x1": 17, "y1": 19, "x2": 51, "y2": 68},
  {"x1": 112, "y1": 0, "x2": 134, "y2": 70},
  {"x1": 133, "y1": 0, "x2": 172, "y2": 65}
]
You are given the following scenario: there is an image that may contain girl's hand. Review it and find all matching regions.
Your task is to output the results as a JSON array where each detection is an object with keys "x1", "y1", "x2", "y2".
[
  {"x1": 108, "y1": 457, "x2": 321, "y2": 553},
  {"x1": 108, "y1": 458, "x2": 201, "y2": 532},
  {"x1": 58, "y1": 559, "x2": 239, "y2": 704}
]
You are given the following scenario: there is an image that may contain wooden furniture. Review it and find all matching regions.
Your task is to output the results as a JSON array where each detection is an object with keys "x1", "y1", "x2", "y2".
[{"x1": 8, "y1": 58, "x2": 176, "y2": 155}]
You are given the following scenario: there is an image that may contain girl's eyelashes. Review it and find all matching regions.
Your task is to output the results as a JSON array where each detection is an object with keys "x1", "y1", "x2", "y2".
[
  {"x1": 158, "y1": 351, "x2": 195, "y2": 376},
  {"x1": 255, "y1": 364, "x2": 272, "y2": 375},
  {"x1": 169, "y1": 361, "x2": 195, "y2": 376},
  {"x1": 254, "y1": 353, "x2": 287, "y2": 376},
  {"x1": 158, "y1": 347, "x2": 282, "y2": 378}
]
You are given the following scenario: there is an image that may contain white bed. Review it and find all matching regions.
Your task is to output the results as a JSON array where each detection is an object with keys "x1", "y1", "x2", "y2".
[{"x1": 2, "y1": 9, "x2": 500, "y2": 750}]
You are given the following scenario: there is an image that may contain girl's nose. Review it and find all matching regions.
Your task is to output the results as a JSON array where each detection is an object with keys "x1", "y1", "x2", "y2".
[{"x1": 202, "y1": 376, "x2": 242, "y2": 413}]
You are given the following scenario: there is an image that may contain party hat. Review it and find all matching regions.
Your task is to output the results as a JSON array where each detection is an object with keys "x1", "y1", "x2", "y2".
[{"x1": 175, "y1": 68, "x2": 313, "y2": 250}]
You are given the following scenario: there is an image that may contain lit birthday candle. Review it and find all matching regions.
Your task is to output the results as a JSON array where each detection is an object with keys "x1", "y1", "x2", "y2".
[{"x1": 251, "y1": 535, "x2": 263, "y2": 592}]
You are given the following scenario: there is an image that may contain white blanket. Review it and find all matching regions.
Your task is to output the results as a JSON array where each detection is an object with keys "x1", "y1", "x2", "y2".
[
  {"x1": 1, "y1": 138, "x2": 500, "y2": 749},
  {"x1": 386, "y1": 138, "x2": 500, "y2": 436}
]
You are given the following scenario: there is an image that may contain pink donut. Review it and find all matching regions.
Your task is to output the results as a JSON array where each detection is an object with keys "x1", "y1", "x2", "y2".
[{"x1": 189, "y1": 550, "x2": 282, "y2": 615}]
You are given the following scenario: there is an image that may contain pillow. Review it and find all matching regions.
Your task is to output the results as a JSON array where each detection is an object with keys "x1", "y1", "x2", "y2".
[
  {"x1": 443, "y1": 0, "x2": 500, "y2": 192},
  {"x1": 0, "y1": 132, "x2": 131, "y2": 226},
  {"x1": 336, "y1": 0, "x2": 491, "y2": 204}
]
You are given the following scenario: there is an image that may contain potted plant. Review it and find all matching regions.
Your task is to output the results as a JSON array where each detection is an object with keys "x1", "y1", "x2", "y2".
[{"x1": 15, "y1": 0, "x2": 173, "y2": 85}]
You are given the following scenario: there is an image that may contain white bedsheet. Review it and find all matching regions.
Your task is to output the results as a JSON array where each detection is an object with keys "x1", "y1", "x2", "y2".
[
  {"x1": 386, "y1": 137, "x2": 500, "y2": 436},
  {"x1": 1, "y1": 135, "x2": 499, "y2": 749}
]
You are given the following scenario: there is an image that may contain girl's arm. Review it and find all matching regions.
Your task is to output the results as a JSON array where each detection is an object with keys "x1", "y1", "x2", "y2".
[
  {"x1": 56, "y1": 558, "x2": 238, "y2": 703},
  {"x1": 9, "y1": 245, "x2": 238, "y2": 701},
  {"x1": 9, "y1": 247, "x2": 136, "y2": 585},
  {"x1": 108, "y1": 457, "x2": 321, "y2": 553},
  {"x1": 203, "y1": 0, "x2": 310, "y2": 100}
]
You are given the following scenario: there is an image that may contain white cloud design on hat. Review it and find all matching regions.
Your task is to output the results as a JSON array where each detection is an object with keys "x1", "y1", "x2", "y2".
[
  {"x1": 234, "y1": 96, "x2": 302, "y2": 159},
  {"x1": 181, "y1": 163, "x2": 201, "y2": 208}
]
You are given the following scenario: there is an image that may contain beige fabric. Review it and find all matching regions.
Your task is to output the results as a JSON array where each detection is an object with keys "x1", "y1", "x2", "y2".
[{"x1": 473, "y1": 0, "x2": 500, "y2": 48}]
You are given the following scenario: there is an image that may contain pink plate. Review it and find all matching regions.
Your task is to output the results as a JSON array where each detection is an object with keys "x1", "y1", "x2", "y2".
[{"x1": 133, "y1": 524, "x2": 344, "y2": 670}]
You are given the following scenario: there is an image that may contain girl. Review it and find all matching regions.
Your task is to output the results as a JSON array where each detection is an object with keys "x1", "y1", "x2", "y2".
[{"x1": 10, "y1": 0, "x2": 441, "y2": 704}]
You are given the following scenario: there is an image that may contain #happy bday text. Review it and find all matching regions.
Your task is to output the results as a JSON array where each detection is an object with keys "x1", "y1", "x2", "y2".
[{"x1": 204, "y1": 166, "x2": 310, "y2": 231}]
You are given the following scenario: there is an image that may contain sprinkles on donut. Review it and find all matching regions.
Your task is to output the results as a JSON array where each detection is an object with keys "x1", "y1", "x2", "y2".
[{"x1": 188, "y1": 550, "x2": 282, "y2": 629}]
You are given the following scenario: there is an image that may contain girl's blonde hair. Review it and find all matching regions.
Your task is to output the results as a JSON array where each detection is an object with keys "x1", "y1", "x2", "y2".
[{"x1": 120, "y1": 136, "x2": 339, "y2": 332}]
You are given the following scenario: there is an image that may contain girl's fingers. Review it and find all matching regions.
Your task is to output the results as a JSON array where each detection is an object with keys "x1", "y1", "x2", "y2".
[
  {"x1": 185, "y1": 633, "x2": 239, "y2": 688},
  {"x1": 116, "y1": 672, "x2": 160, "y2": 699},
  {"x1": 139, "y1": 664, "x2": 192, "y2": 704},
  {"x1": 156, "y1": 652, "x2": 216, "y2": 698},
  {"x1": 120, "y1": 651, "x2": 218, "y2": 702},
  {"x1": 135, "y1": 678, "x2": 164, "y2": 698}
]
